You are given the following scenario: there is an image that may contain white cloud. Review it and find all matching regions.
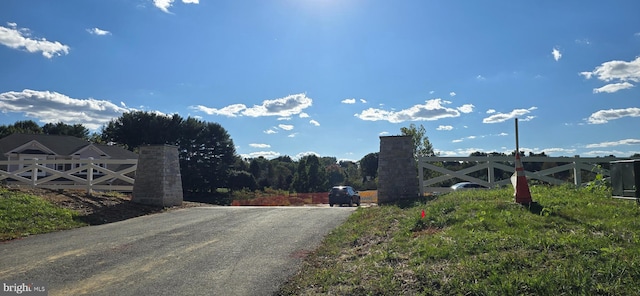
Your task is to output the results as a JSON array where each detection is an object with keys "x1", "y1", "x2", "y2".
[
  {"x1": 309, "y1": 119, "x2": 320, "y2": 126},
  {"x1": 486, "y1": 109, "x2": 496, "y2": 114},
  {"x1": 476, "y1": 75, "x2": 486, "y2": 80},
  {"x1": 249, "y1": 143, "x2": 271, "y2": 148},
  {"x1": 277, "y1": 117, "x2": 291, "y2": 121},
  {"x1": 457, "y1": 104, "x2": 474, "y2": 113},
  {"x1": 552, "y1": 47, "x2": 562, "y2": 61},
  {"x1": 451, "y1": 139, "x2": 463, "y2": 143},
  {"x1": 497, "y1": 132, "x2": 508, "y2": 136},
  {"x1": 0, "y1": 23, "x2": 70, "y2": 58},
  {"x1": 241, "y1": 151, "x2": 280, "y2": 159},
  {"x1": 379, "y1": 131, "x2": 389, "y2": 136},
  {"x1": 449, "y1": 92, "x2": 456, "y2": 97},
  {"x1": 482, "y1": 107, "x2": 537, "y2": 123},
  {"x1": 536, "y1": 147, "x2": 577, "y2": 155},
  {"x1": 341, "y1": 98, "x2": 356, "y2": 104},
  {"x1": 86, "y1": 27, "x2": 111, "y2": 36},
  {"x1": 586, "y1": 139, "x2": 640, "y2": 148},
  {"x1": 0, "y1": 89, "x2": 133, "y2": 130},
  {"x1": 278, "y1": 124, "x2": 294, "y2": 131},
  {"x1": 429, "y1": 91, "x2": 435, "y2": 94},
  {"x1": 192, "y1": 93, "x2": 313, "y2": 118},
  {"x1": 360, "y1": 99, "x2": 367, "y2": 104},
  {"x1": 288, "y1": 133, "x2": 297, "y2": 138},
  {"x1": 153, "y1": 0, "x2": 173, "y2": 13},
  {"x1": 354, "y1": 99, "x2": 463, "y2": 123},
  {"x1": 264, "y1": 129, "x2": 277, "y2": 134},
  {"x1": 587, "y1": 107, "x2": 640, "y2": 124},
  {"x1": 193, "y1": 103, "x2": 246, "y2": 117},
  {"x1": 582, "y1": 150, "x2": 626, "y2": 157},
  {"x1": 436, "y1": 125, "x2": 453, "y2": 131},
  {"x1": 154, "y1": 0, "x2": 199, "y2": 13},
  {"x1": 299, "y1": 112, "x2": 310, "y2": 118},
  {"x1": 435, "y1": 147, "x2": 487, "y2": 156},
  {"x1": 293, "y1": 151, "x2": 319, "y2": 160},
  {"x1": 593, "y1": 82, "x2": 634, "y2": 93},
  {"x1": 580, "y1": 56, "x2": 640, "y2": 82}
]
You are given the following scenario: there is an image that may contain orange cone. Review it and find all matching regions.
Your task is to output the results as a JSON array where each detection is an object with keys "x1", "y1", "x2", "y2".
[{"x1": 512, "y1": 153, "x2": 532, "y2": 204}]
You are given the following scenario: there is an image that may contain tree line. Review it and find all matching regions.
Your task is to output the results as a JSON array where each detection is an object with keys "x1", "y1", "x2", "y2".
[
  {"x1": 0, "y1": 114, "x2": 380, "y2": 204},
  {"x1": 4, "y1": 116, "x2": 633, "y2": 203}
]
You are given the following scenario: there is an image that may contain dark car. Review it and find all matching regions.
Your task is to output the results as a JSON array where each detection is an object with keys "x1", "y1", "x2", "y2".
[
  {"x1": 328, "y1": 186, "x2": 361, "y2": 207},
  {"x1": 451, "y1": 182, "x2": 489, "y2": 191}
]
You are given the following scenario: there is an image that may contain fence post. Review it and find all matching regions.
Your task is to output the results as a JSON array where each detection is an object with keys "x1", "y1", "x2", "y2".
[
  {"x1": 31, "y1": 158, "x2": 38, "y2": 186},
  {"x1": 487, "y1": 160, "x2": 495, "y2": 185},
  {"x1": 418, "y1": 159, "x2": 424, "y2": 196},
  {"x1": 87, "y1": 157, "x2": 94, "y2": 195},
  {"x1": 573, "y1": 155, "x2": 582, "y2": 186}
]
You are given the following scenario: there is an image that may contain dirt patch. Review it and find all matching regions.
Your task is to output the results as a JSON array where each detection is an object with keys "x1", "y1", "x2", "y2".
[{"x1": 5, "y1": 186, "x2": 211, "y2": 225}]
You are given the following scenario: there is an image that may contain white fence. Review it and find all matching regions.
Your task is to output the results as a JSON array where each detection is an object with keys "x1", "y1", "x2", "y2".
[
  {"x1": 0, "y1": 158, "x2": 138, "y2": 192},
  {"x1": 418, "y1": 156, "x2": 622, "y2": 195}
]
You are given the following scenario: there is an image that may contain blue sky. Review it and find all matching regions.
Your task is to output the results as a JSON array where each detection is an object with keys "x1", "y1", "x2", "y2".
[{"x1": 1, "y1": 0, "x2": 640, "y2": 161}]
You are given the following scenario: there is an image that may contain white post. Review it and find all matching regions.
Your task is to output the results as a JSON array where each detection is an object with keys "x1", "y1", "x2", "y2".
[
  {"x1": 31, "y1": 158, "x2": 38, "y2": 186},
  {"x1": 573, "y1": 155, "x2": 581, "y2": 186},
  {"x1": 515, "y1": 118, "x2": 519, "y2": 155},
  {"x1": 487, "y1": 160, "x2": 495, "y2": 186},
  {"x1": 87, "y1": 157, "x2": 94, "y2": 195},
  {"x1": 418, "y1": 158, "x2": 424, "y2": 196}
]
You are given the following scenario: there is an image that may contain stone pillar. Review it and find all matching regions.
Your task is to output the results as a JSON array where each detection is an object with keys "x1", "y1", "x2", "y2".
[
  {"x1": 377, "y1": 136, "x2": 418, "y2": 203},
  {"x1": 132, "y1": 145, "x2": 183, "y2": 207}
]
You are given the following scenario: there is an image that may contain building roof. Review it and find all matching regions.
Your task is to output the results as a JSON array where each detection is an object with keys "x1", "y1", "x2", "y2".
[{"x1": 0, "y1": 134, "x2": 138, "y2": 159}]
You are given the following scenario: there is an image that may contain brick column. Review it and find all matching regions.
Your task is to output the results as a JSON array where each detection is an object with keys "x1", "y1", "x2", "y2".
[
  {"x1": 132, "y1": 145, "x2": 183, "y2": 207},
  {"x1": 377, "y1": 136, "x2": 418, "y2": 203}
]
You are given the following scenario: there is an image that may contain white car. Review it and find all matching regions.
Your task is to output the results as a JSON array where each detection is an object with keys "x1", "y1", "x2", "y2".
[{"x1": 451, "y1": 182, "x2": 489, "y2": 191}]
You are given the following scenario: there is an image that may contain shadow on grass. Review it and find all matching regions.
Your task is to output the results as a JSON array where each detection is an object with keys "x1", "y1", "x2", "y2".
[
  {"x1": 524, "y1": 201, "x2": 544, "y2": 215},
  {"x1": 380, "y1": 194, "x2": 438, "y2": 209}
]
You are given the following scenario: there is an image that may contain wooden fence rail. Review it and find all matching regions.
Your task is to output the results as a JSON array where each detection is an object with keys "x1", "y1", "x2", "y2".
[
  {"x1": 418, "y1": 156, "x2": 624, "y2": 195},
  {"x1": 0, "y1": 158, "x2": 138, "y2": 193}
]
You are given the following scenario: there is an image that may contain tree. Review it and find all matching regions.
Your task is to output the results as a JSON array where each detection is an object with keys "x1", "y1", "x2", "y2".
[
  {"x1": 228, "y1": 170, "x2": 257, "y2": 191},
  {"x1": 291, "y1": 154, "x2": 328, "y2": 192},
  {"x1": 43, "y1": 122, "x2": 89, "y2": 139},
  {"x1": 400, "y1": 123, "x2": 435, "y2": 159},
  {"x1": 101, "y1": 112, "x2": 237, "y2": 198},
  {"x1": 101, "y1": 111, "x2": 183, "y2": 150},
  {"x1": 359, "y1": 152, "x2": 379, "y2": 181},
  {"x1": 180, "y1": 120, "x2": 236, "y2": 193},
  {"x1": 326, "y1": 164, "x2": 346, "y2": 187},
  {"x1": 0, "y1": 120, "x2": 43, "y2": 138},
  {"x1": 305, "y1": 155, "x2": 328, "y2": 192},
  {"x1": 291, "y1": 157, "x2": 308, "y2": 192}
]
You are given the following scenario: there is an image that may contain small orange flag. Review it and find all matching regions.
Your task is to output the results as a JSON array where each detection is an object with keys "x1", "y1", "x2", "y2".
[{"x1": 421, "y1": 209, "x2": 426, "y2": 219}]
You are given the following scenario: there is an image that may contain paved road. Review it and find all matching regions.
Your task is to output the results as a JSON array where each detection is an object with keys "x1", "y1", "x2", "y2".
[{"x1": 0, "y1": 206, "x2": 356, "y2": 296}]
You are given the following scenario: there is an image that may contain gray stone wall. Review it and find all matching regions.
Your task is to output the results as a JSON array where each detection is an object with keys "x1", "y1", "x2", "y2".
[
  {"x1": 132, "y1": 145, "x2": 183, "y2": 207},
  {"x1": 377, "y1": 136, "x2": 418, "y2": 203}
]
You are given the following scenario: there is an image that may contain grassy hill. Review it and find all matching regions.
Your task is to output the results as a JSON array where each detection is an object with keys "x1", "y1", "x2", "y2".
[
  {"x1": 278, "y1": 185, "x2": 640, "y2": 295},
  {"x1": 0, "y1": 187, "x2": 85, "y2": 241}
]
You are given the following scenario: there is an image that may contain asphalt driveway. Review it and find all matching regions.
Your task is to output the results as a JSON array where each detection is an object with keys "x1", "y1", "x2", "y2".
[{"x1": 0, "y1": 206, "x2": 356, "y2": 296}]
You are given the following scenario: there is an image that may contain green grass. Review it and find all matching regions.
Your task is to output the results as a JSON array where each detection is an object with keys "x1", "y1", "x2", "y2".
[
  {"x1": 278, "y1": 185, "x2": 640, "y2": 295},
  {"x1": 0, "y1": 188, "x2": 86, "y2": 241}
]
